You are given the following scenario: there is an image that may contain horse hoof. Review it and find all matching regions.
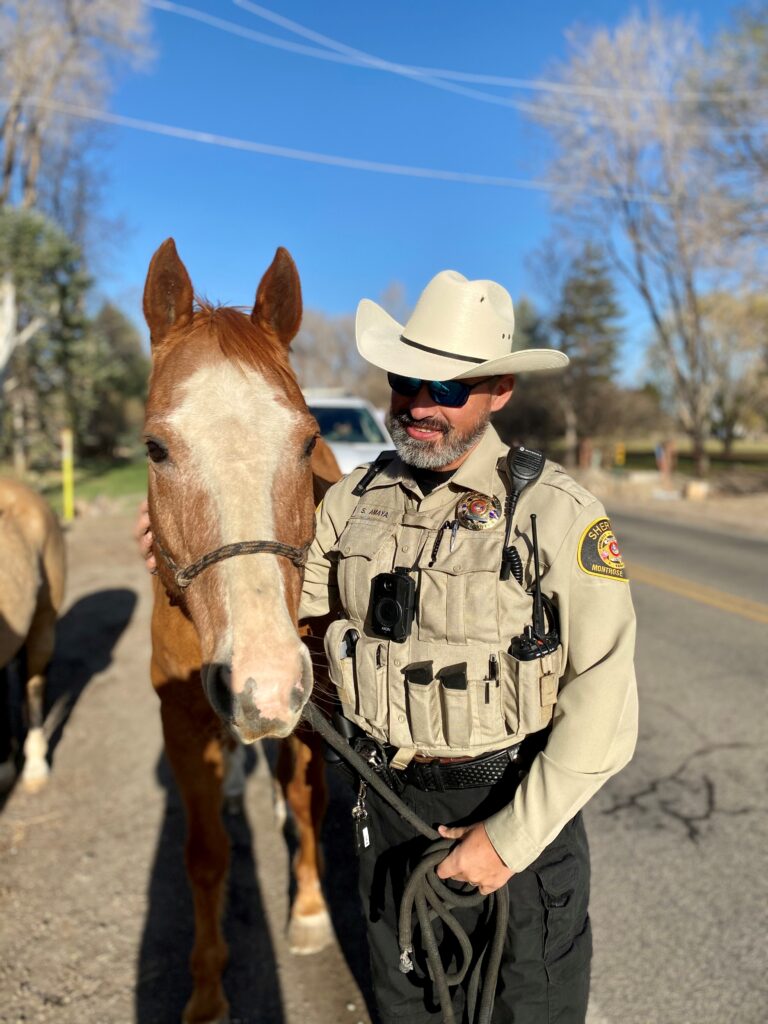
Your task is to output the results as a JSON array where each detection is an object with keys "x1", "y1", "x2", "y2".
[
  {"x1": 21, "y1": 760, "x2": 49, "y2": 793},
  {"x1": 287, "y1": 908, "x2": 334, "y2": 955},
  {"x1": 0, "y1": 759, "x2": 16, "y2": 793}
]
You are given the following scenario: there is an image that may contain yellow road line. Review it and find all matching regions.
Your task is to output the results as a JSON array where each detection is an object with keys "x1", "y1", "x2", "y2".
[{"x1": 628, "y1": 563, "x2": 768, "y2": 625}]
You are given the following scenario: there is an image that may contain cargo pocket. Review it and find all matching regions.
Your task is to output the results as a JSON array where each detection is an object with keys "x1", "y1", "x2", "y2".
[
  {"x1": 499, "y1": 650, "x2": 561, "y2": 736},
  {"x1": 534, "y1": 853, "x2": 592, "y2": 985},
  {"x1": 335, "y1": 520, "x2": 395, "y2": 623}
]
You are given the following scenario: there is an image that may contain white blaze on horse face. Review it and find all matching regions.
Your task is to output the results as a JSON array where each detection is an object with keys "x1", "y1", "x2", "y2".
[{"x1": 168, "y1": 360, "x2": 309, "y2": 731}]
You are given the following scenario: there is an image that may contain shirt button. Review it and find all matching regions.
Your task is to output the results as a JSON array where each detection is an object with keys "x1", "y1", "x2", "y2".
[
  {"x1": 344, "y1": 545, "x2": 351, "y2": 553},
  {"x1": 398, "y1": 714, "x2": 406, "y2": 723},
  {"x1": 401, "y1": 544, "x2": 409, "y2": 552},
  {"x1": 394, "y1": 658, "x2": 402, "y2": 667},
  {"x1": 453, "y1": 563, "x2": 462, "y2": 571}
]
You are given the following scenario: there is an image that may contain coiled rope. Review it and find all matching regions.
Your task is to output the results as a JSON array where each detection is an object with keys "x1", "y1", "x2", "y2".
[{"x1": 304, "y1": 703, "x2": 509, "y2": 1024}]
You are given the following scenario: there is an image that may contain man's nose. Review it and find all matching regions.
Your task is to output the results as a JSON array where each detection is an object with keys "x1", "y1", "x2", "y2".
[{"x1": 409, "y1": 384, "x2": 442, "y2": 418}]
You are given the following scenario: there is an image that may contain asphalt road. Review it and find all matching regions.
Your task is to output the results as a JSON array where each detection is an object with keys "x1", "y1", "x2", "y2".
[{"x1": 583, "y1": 512, "x2": 768, "y2": 1023}]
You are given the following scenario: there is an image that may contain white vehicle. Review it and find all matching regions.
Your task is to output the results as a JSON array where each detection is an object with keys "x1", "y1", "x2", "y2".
[{"x1": 304, "y1": 392, "x2": 393, "y2": 476}]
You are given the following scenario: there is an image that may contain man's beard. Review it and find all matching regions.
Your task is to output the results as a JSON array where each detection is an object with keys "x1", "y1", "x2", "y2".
[{"x1": 386, "y1": 409, "x2": 491, "y2": 470}]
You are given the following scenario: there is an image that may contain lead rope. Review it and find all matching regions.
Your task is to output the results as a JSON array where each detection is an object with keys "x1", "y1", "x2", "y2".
[{"x1": 303, "y1": 703, "x2": 509, "y2": 1024}]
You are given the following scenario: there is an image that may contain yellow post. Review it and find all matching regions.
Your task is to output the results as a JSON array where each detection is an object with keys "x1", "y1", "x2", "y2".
[
  {"x1": 61, "y1": 428, "x2": 74, "y2": 523},
  {"x1": 614, "y1": 442, "x2": 626, "y2": 467}
]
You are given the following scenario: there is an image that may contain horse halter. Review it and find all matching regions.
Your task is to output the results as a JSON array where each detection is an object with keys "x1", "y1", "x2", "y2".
[{"x1": 153, "y1": 534, "x2": 310, "y2": 590}]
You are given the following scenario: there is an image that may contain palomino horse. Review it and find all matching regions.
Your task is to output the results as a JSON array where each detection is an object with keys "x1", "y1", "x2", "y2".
[
  {"x1": 143, "y1": 239, "x2": 341, "y2": 1024},
  {"x1": 0, "y1": 478, "x2": 66, "y2": 792}
]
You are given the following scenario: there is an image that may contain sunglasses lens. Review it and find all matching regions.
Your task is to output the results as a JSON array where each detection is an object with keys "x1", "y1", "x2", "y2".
[
  {"x1": 388, "y1": 374, "x2": 472, "y2": 407},
  {"x1": 388, "y1": 373, "x2": 422, "y2": 396},
  {"x1": 428, "y1": 380, "x2": 470, "y2": 407}
]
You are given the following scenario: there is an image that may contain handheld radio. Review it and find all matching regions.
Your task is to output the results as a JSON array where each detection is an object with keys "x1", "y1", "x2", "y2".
[
  {"x1": 509, "y1": 514, "x2": 561, "y2": 661},
  {"x1": 500, "y1": 446, "x2": 546, "y2": 583}
]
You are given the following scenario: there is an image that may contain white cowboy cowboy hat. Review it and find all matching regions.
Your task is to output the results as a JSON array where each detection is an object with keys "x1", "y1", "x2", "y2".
[{"x1": 356, "y1": 270, "x2": 568, "y2": 380}]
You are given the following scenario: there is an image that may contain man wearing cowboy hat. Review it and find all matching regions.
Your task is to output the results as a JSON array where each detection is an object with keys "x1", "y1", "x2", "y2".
[{"x1": 300, "y1": 269, "x2": 638, "y2": 1023}]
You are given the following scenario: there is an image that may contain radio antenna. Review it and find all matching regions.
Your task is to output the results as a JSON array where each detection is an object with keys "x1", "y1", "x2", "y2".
[{"x1": 530, "y1": 514, "x2": 546, "y2": 638}]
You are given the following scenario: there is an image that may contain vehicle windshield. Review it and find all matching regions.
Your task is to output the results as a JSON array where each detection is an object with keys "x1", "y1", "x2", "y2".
[{"x1": 309, "y1": 405, "x2": 387, "y2": 444}]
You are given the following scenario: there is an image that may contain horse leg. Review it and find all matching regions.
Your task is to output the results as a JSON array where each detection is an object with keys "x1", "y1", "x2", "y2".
[
  {"x1": 279, "y1": 730, "x2": 333, "y2": 955},
  {"x1": 0, "y1": 665, "x2": 15, "y2": 792},
  {"x1": 21, "y1": 603, "x2": 56, "y2": 792},
  {"x1": 161, "y1": 697, "x2": 231, "y2": 1024}
]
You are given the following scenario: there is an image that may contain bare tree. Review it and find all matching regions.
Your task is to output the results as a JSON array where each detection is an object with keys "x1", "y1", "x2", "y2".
[
  {"x1": 0, "y1": 0, "x2": 149, "y2": 211},
  {"x1": 528, "y1": 9, "x2": 762, "y2": 474}
]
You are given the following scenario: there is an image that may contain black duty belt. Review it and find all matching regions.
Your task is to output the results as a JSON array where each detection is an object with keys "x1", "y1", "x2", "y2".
[{"x1": 397, "y1": 743, "x2": 523, "y2": 792}]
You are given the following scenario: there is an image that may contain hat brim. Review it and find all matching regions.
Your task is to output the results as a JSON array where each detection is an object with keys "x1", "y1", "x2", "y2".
[{"x1": 355, "y1": 298, "x2": 568, "y2": 380}]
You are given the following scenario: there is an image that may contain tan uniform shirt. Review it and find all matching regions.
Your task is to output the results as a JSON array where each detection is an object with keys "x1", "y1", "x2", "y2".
[{"x1": 299, "y1": 425, "x2": 638, "y2": 873}]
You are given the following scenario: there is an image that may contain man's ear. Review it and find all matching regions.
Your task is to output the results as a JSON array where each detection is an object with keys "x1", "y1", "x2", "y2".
[{"x1": 490, "y1": 374, "x2": 515, "y2": 412}]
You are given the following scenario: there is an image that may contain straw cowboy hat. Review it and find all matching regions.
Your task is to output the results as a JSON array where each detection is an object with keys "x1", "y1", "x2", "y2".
[{"x1": 356, "y1": 270, "x2": 568, "y2": 380}]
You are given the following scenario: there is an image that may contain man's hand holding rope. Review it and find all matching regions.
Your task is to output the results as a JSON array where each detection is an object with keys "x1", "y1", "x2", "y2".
[{"x1": 436, "y1": 822, "x2": 513, "y2": 896}]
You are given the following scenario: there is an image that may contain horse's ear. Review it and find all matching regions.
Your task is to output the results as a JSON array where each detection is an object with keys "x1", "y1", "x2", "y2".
[
  {"x1": 143, "y1": 238, "x2": 194, "y2": 348},
  {"x1": 251, "y1": 247, "x2": 302, "y2": 348}
]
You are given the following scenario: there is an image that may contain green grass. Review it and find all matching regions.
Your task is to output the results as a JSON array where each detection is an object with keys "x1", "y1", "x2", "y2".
[{"x1": 39, "y1": 459, "x2": 147, "y2": 515}]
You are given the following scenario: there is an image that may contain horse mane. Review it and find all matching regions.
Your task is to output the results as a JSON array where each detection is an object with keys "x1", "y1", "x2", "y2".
[{"x1": 190, "y1": 301, "x2": 300, "y2": 393}]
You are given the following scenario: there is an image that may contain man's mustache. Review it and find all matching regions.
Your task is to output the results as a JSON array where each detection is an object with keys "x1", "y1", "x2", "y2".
[{"x1": 391, "y1": 411, "x2": 449, "y2": 435}]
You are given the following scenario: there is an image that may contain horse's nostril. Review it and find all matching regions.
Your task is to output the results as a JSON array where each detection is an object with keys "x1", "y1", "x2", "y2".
[{"x1": 204, "y1": 664, "x2": 234, "y2": 721}]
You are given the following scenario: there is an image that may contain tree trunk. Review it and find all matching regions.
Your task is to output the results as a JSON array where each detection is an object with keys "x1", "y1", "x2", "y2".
[
  {"x1": 10, "y1": 387, "x2": 27, "y2": 476},
  {"x1": 691, "y1": 430, "x2": 710, "y2": 477}
]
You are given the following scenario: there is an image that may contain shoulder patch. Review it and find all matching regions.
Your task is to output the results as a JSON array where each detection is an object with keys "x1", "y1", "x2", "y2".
[{"x1": 577, "y1": 517, "x2": 628, "y2": 581}]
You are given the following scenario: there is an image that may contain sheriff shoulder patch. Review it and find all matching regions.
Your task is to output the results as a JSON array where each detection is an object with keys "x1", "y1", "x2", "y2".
[{"x1": 577, "y1": 517, "x2": 628, "y2": 581}]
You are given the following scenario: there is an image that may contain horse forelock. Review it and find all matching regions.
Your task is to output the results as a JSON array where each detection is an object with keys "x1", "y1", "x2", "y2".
[{"x1": 191, "y1": 302, "x2": 303, "y2": 400}]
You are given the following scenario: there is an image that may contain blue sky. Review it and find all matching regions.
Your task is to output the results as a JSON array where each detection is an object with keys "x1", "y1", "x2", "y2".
[{"x1": 97, "y1": 0, "x2": 736, "y2": 377}]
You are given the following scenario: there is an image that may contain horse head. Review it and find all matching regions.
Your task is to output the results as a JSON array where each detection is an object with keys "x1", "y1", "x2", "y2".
[{"x1": 143, "y1": 239, "x2": 320, "y2": 742}]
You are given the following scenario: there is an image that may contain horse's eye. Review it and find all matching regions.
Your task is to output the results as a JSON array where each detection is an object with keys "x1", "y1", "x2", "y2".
[
  {"x1": 146, "y1": 439, "x2": 168, "y2": 464},
  {"x1": 303, "y1": 435, "x2": 318, "y2": 458}
]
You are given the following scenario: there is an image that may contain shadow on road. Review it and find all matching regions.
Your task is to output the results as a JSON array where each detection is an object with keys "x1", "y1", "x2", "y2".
[
  {"x1": 0, "y1": 587, "x2": 137, "y2": 811},
  {"x1": 136, "y1": 745, "x2": 288, "y2": 1024},
  {"x1": 137, "y1": 738, "x2": 378, "y2": 1024}
]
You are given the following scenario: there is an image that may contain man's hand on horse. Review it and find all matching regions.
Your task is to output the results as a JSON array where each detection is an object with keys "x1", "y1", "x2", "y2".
[
  {"x1": 436, "y1": 822, "x2": 514, "y2": 895},
  {"x1": 134, "y1": 498, "x2": 157, "y2": 573}
]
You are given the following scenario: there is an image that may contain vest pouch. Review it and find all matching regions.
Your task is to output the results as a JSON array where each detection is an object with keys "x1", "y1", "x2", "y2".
[
  {"x1": 418, "y1": 533, "x2": 502, "y2": 646},
  {"x1": 404, "y1": 662, "x2": 441, "y2": 748},
  {"x1": 499, "y1": 649, "x2": 561, "y2": 736},
  {"x1": 438, "y1": 664, "x2": 471, "y2": 747},
  {"x1": 352, "y1": 635, "x2": 387, "y2": 729},
  {"x1": 471, "y1": 676, "x2": 507, "y2": 747},
  {"x1": 324, "y1": 618, "x2": 358, "y2": 712}
]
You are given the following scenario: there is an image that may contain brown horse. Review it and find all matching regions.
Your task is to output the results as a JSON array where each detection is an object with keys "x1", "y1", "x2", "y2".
[
  {"x1": 143, "y1": 239, "x2": 341, "y2": 1024},
  {"x1": 0, "y1": 478, "x2": 66, "y2": 792}
]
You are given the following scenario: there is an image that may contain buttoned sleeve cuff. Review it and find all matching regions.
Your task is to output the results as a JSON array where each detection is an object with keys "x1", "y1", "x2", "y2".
[{"x1": 484, "y1": 811, "x2": 542, "y2": 875}]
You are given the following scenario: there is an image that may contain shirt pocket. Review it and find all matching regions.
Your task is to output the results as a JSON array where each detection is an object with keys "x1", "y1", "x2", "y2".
[
  {"x1": 335, "y1": 520, "x2": 396, "y2": 623},
  {"x1": 498, "y1": 649, "x2": 561, "y2": 735},
  {"x1": 418, "y1": 533, "x2": 502, "y2": 645}
]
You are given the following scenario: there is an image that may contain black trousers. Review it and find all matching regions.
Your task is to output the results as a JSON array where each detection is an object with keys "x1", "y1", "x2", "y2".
[{"x1": 355, "y1": 777, "x2": 592, "y2": 1024}]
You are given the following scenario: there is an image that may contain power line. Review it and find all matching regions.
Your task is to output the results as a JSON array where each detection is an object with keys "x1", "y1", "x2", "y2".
[
  {"x1": 7, "y1": 96, "x2": 674, "y2": 205},
  {"x1": 150, "y1": 1, "x2": 768, "y2": 106}
]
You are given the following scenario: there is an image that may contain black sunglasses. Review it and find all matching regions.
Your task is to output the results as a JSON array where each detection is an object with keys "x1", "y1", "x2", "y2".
[{"x1": 387, "y1": 373, "x2": 488, "y2": 408}]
